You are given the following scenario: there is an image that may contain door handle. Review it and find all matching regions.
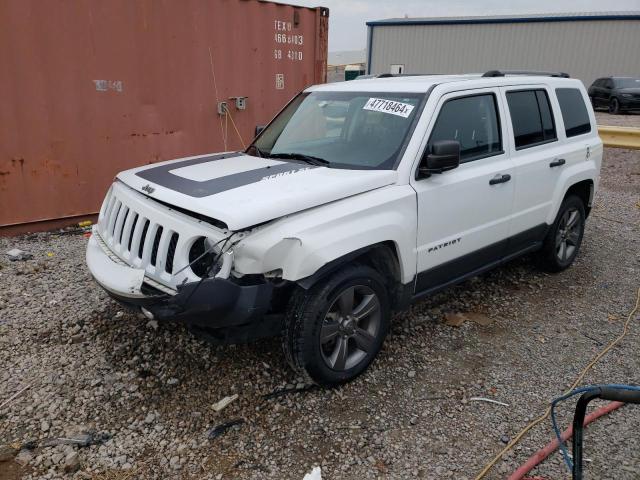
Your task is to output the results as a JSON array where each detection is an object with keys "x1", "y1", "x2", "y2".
[
  {"x1": 549, "y1": 158, "x2": 566, "y2": 168},
  {"x1": 489, "y1": 174, "x2": 511, "y2": 185}
]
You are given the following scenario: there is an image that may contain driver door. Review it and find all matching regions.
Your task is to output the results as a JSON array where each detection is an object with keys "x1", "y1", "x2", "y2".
[{"x1": 411, "y1": 88, "x2": 515, "y2": 294}]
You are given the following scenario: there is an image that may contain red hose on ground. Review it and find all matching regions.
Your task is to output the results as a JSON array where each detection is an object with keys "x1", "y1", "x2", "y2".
[{"x1": 508, "y1": 401, "x2": 625, "y2": 480}]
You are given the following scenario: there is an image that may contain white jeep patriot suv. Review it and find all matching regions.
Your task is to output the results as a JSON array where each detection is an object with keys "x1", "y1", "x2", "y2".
[{"x1": 87, "y1": 70, "x2": 602, "y2": 386}]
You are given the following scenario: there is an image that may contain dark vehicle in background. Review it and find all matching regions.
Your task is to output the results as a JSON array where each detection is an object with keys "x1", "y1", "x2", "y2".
[{"x1": 588, "y1": 77, "x2": 640, "y2": 114}]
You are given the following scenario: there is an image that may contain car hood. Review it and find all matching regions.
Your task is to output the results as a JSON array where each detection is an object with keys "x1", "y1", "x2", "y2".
[{"x1": 117, "y1": 152, "x2": 398, "y2": 230}]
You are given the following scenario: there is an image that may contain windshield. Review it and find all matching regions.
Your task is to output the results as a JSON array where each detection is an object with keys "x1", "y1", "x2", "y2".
[
  {"x1": 248, "y1": 91, "x2": 425, "y2": 169},
  {"x1": 614, "y1": 78, "x2": 640, "y2": 88}
]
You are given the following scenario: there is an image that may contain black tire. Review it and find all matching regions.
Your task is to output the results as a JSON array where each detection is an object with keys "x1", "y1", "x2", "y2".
[
  {"x1": 282, "y1": 264, "x2": 390, "y2": 387},
  {"x1": 537, "y1": 195, "x2": 586, "y2": 272},
  {"x1": 609, "y1": 97, "x2": 620, "y2": 114}
]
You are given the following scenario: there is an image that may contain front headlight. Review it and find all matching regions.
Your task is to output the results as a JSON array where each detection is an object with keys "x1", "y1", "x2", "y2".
[
  {"x1": 621, "y1": 93, "x2": 633, "y2": 98},
  {"x1": 187, "y1": 236, "x2": 235, "y2": 279}
]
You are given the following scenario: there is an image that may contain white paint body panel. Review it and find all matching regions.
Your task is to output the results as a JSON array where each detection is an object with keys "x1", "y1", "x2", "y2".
[
  {"x1": 86, "y1": 234, "x2": 146, "y2": 298},
  {"x1": 411, "y1": 86, "x2": 515, "y2": 273},
  {"x1": 233, "y1": 185, "x2": 417, "y2": 284}
]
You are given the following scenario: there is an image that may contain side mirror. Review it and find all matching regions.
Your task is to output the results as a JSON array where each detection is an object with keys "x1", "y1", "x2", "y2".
[
  {"x1": 418, "y1": 140, "x2": 460, "y2": 178},
  {"x1": 255, "y1": 125, "x2": 266, "y2": 136}
]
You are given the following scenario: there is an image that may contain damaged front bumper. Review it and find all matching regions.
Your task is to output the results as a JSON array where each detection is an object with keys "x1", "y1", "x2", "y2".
[{"x1": 86, "y1": 234, "x2": 274, "y2": 329}]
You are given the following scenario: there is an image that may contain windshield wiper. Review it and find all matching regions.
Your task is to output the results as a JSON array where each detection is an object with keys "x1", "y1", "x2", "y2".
[{"x1": 268, "y1": 152, "x2": 330, "y2": 166}]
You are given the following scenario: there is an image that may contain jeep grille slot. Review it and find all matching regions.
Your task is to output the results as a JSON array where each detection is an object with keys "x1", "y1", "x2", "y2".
[
  {"x1": 138, "y1": 219, "x2": 150, "y2": 259},
  {"x1": 117, "y1": 207, "x2": 129, "y2": 245},
  {"x1": 150, "y1": 226, "x2": 163, "y2": 266},
  {"x1": 165, "y1": 233, "x2": 179, "y2": 274},
  {"x1": 107, "y1": 201, "x2": 122, "y2": 239},
  {"x1": 127, "y1": 214, "x2": 139, "y2": 251}
]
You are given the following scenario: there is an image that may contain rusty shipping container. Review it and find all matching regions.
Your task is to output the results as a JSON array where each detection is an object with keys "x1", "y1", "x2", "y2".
[{"x1": 0, "y1": 0, "x2": 329, "y2": 234}]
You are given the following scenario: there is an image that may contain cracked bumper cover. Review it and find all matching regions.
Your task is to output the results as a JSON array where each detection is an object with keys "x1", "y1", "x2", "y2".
[{"x1": 86, "y1": 235, "x2": 273, "y2": 327}]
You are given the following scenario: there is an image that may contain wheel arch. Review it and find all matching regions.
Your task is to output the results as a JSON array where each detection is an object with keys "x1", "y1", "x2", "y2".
[
  {"x1": 564, "y1": 179, "x2": 594, "y2": 218},
  {"x1": 547, "y1": 166, "x2": 596, "y2": 225},
  {"x1": 296, "y1": 241, "x2": 408, "y2": 309}
]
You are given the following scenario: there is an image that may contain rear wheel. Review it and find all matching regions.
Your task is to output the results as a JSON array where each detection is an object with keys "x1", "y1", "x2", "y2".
[
  {"x1": 282, "y1": 264, "x2": 390, "y2": 387},
  {"x1": 609, "y1": 98, "x2": 620, "y2": 114},
  {"x1": 537, "y1": 195, "x2": 585, "y2": 272}
]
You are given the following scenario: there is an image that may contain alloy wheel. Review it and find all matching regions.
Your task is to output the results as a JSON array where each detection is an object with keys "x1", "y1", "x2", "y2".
[
  {"x1": 555, "y1": 207, "x2": 581, "y2": 263},
  {"x1": 319, "y1": 285, "x2": 381, "y2": 371}
]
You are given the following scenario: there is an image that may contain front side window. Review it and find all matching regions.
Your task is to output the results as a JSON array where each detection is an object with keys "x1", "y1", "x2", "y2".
[
  {"x1": 428, "y1": 94, "x2": 502, "y2": 162},
  {"x1": 556, "y1": 88, "x2": 591, "y2": 137},
  {"x1": 249, "y1": 91, "x2": 424, "y2": 170},
  {"x1": 506, "y1": 89, "x2": 557, "y2": 150}
]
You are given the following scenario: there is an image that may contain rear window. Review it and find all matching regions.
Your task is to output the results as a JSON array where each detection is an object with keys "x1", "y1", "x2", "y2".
[
  {"x1": 555, "y1": 88, "x2": 592, "y2": 138},
  {"x1": 506, "y1": 90, "x2": 557, "y2": 150}
]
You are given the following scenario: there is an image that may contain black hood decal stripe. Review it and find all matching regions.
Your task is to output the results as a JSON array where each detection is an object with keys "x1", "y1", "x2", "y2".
[{"x1": 135, "y1": 152, "x2": 316, "y2": 198}]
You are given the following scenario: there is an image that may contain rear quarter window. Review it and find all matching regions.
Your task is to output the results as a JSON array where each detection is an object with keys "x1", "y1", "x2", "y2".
[
  {"x1": 555, "y1": 88, "x2": 591, "y2": 138},
  {"x1": 506, "y1": 89, "x2": 557, "y2": 150}
]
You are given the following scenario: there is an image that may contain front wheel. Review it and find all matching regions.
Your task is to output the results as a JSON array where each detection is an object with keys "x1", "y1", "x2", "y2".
[
  {"x1": 282, "y1": 264, "x2": 390, "y2": 387},
  {"x1": 537, "y1": 195, "x2": 586, "y2": 272}
]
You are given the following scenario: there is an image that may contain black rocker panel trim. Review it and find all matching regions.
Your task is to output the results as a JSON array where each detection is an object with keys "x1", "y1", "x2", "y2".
[
  {"x1": 135, "y1": 152, "x2": 315, "y2": 198},
  {"x1": 414, "y1": 223, "x2": 549, "y2": 298}
]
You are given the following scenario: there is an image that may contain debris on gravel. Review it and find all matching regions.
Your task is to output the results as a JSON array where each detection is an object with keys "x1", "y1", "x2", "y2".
[
  {"x1": 0, "y1": 143, "x2": 638, "y2": 479},
  {"x1": 5, "y1": 248, "x2": 32, "y2": 261},
  {"x1": 207, "y1": 419, "x2": 245, "y2": 440},
  {"x1": 212, "y1": 394, "x2": 239, "y2": 412},
  {"x1": 303, "y1": 466, "x2": 323, "y2": 480}
]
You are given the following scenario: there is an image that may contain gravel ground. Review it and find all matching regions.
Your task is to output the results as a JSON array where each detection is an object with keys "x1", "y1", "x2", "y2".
[{"x1": 1, "y1": 142, "x2": 639, "y2": 480}]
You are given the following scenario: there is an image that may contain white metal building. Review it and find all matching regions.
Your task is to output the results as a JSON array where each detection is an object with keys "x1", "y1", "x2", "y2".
[{"x1": 366, "y1": 12, "x2": 640, "y2": 87}]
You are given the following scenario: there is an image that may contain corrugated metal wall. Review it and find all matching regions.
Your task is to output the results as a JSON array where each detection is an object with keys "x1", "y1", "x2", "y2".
[
  {"x1": 0, "y1": 0, "x2": 328, "y2": 232},
  {"x1": 369, "y1": 20, "x2": 640, "y2": 86}
]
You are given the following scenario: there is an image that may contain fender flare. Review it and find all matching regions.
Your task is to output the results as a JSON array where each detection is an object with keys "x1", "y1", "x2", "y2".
[
  {"x1": 296, "y1": 243, "x2": 394, "y2": 290},
  {"x1": 546, "y1": 169, "x2": 596, "y2": 225}
]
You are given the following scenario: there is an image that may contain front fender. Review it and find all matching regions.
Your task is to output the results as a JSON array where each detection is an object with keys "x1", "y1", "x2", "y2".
[{"x1": 233, "y1": 185, "x2": 417, "y2": 284}]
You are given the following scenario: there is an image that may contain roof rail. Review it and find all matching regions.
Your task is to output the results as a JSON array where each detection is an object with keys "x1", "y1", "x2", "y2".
[
  {"x1": 482, "y1": 70, "x2": 570, "y2": 78},
  {"x1": 376, "y1": 73, "x2": 430, "y2": 78}
]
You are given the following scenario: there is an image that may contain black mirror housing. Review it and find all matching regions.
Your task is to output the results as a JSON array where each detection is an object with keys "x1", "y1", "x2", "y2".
[{"x1": 418, "y1": 140, "x2": 461, "y2": 177}]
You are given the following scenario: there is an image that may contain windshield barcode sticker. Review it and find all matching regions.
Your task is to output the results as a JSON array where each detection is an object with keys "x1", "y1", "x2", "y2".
[{"x1": 363, "y1": 98, "x2": 415, "y2": 118}]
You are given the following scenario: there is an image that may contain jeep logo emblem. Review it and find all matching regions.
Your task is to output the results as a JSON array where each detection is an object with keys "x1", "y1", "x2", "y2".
[{"x1": 141, "y1": 184, "x2": 155, "y2": 194}]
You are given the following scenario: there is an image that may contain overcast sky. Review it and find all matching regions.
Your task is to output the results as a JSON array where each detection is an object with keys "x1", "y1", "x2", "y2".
[{"x1": 287, "y1": 0, "x2": 640, "y2": 51}]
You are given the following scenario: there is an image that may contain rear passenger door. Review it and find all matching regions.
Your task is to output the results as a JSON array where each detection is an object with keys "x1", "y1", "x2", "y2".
[
  {"x1": 501, "y1": 86, "x2": 565, "y2": 249},
  {"x1": 412, "y1": 89, "x2": 515, "y2": 293}
]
